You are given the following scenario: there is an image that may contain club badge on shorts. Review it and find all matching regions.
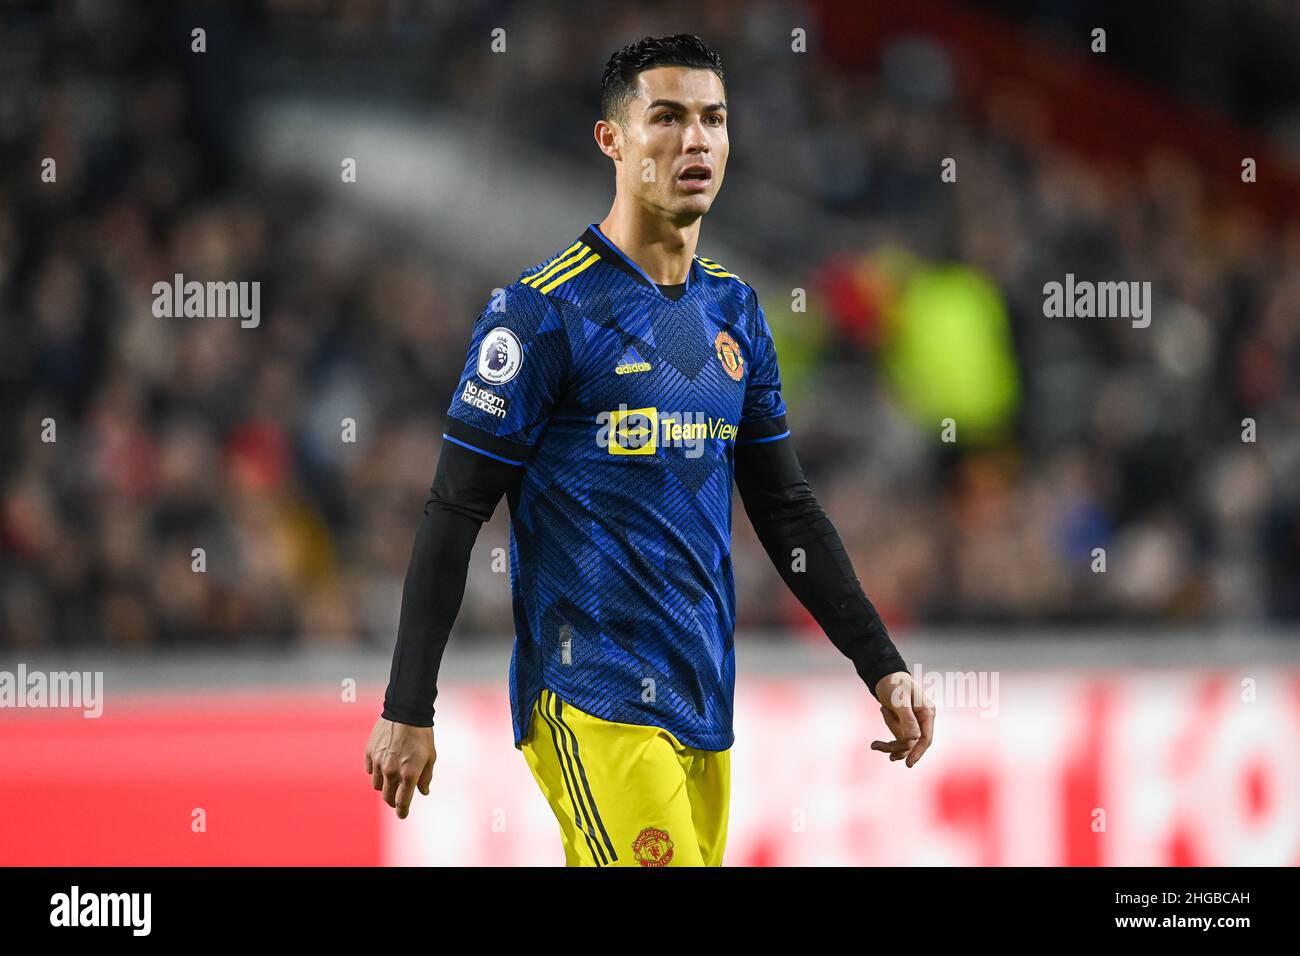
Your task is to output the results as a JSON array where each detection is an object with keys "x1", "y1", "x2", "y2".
[{"x1": 632, "y1": 826, "x2": 674, "y2": 866}]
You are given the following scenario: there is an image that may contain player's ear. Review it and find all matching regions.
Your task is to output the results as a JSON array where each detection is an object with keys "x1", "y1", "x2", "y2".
[{"x1": 594, "y1": 118, "x2": 622, "y2": 162}]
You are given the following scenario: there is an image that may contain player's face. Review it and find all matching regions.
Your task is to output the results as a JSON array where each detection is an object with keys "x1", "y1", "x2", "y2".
[{"x1": 618, "y1": 67, "x2": 729, "y2": 223}]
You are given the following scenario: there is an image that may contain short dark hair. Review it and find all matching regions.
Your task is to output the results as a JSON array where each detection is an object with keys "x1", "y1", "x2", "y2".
[{"x1": 600, "y1": 34, "x2": 726, "y2": 125}]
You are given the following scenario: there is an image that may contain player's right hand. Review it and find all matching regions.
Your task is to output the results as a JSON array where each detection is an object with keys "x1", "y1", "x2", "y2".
[{"x1": 365, "y1": 716, "x2": 436, "y2": 820}]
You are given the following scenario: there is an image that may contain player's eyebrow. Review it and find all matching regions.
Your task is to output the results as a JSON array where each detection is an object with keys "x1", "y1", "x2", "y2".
[{"x1": 644, "y1": 99, "x2": 728, "y2": 113}]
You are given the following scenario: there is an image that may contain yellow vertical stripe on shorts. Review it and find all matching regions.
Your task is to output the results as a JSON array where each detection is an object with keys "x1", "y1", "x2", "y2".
[
  {"x1": 536, "y1": 690, "x2": 604, "y2": 863},
  {"x1": 539, "y1": 689, "x2": 618, "y2": 864},
  {"x1": 549, "y1": 691, "x2": 618, "y2": 863}
]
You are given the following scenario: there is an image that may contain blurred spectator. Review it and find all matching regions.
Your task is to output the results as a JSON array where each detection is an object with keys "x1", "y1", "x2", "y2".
[{"x1": 2, "y1": 0, "x2": 1299, "y2": 654}]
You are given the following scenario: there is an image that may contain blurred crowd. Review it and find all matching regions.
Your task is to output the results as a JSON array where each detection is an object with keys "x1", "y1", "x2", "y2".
[{"x1": 2, "y1": 0, "x2": 1298, "y2": 651}]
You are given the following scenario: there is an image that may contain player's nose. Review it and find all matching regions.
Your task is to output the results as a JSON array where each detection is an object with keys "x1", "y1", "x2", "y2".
[{"x1": 683, "y1": 120, "x2": 711, "y2": 151}]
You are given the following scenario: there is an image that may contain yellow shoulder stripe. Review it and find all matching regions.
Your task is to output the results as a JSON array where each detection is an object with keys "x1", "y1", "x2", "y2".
[
  {"x1": 522, "y1": 241, "x2": 586, "y2": 288},
  {"x1": 695, "y1": 255, "x2": 743, "y2": 281},
  {"x1": 536, "y1": 249, "x2": 600, "y2": 293}
]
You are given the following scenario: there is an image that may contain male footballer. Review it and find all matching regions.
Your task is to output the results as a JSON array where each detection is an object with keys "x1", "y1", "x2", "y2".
[{"x1": 365, "y1": 34, "x2": 934, "y2": 866}]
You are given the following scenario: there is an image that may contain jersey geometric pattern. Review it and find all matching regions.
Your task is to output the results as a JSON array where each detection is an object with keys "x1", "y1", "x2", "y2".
[{"x1": 445, "y1": 224, "x2": 788, "y2": 751}]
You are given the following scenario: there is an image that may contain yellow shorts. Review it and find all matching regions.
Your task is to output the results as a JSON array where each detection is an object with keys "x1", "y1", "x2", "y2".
[{"x1": 520, "y1": 687, "x2": 731, "y2": 867}]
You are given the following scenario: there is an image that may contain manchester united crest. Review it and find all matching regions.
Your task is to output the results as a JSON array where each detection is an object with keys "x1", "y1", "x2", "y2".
[
  {"x1": 714, "y1": 330, "x2": 744, "y2": 381},
  {"x1": 632, "y1": 826, "x2": 675, "y2": 867}
]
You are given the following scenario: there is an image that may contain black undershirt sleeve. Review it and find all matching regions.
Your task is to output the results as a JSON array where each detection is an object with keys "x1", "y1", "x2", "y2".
[
  {"x1": 734, "y1": 415, "x2": 907, "y2": 700},
  {"x1": 381, "y1": 423, "x2": 525, "y2": 727}
]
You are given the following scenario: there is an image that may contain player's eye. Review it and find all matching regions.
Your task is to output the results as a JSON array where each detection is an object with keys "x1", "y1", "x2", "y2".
[
  {"x1": 705, "y1": 114, "x2": 724, "y2": 126},
  {"x1": 657, "y1": 113, "x2": 676, "y2": 124}
]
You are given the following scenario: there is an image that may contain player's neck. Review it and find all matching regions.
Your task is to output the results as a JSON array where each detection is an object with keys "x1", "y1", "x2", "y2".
[{"x1": 598, "y1": 203, "x2": 700, "y2": 285}]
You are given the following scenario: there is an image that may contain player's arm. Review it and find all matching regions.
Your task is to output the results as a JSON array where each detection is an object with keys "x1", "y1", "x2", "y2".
[
  {"x1": 381, "y1": 425, "x2": 523, "y2": 727},
  {"x1": 367, "y1": 281, "x2": 572, "y2": 816},
  {"x1": 734, "y1": 429, "x2": 932, "y2": 767},
  {"x1": 366, "y1": 427, "x2": 522, "y2": 819},
  {"x1": 734, "y1": 428, "x2": 904, "y2": 689},
  {"x1": 734, "y1": 292, "x2": 933, "y2": 767}
]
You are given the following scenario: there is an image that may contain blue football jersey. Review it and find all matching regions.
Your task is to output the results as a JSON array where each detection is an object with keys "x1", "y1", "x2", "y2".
[{"x1": 443, "y1": 223, "x2": 789, "y2": 751}]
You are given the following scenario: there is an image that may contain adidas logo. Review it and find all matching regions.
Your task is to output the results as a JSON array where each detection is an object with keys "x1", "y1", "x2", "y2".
[{"x1": 614, "y1": 345, "x2": 652, "y2": 375}]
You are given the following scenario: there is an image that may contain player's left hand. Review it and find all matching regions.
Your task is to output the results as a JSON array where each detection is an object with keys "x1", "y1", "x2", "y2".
[{"x1": 870, "y1": 671, "x2": 934, "y2": 768}]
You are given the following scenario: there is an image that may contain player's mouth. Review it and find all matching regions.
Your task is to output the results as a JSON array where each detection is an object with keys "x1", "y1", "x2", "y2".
[{"x1": 677, "y1": 165, "x2": 713, "y2": 191}]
